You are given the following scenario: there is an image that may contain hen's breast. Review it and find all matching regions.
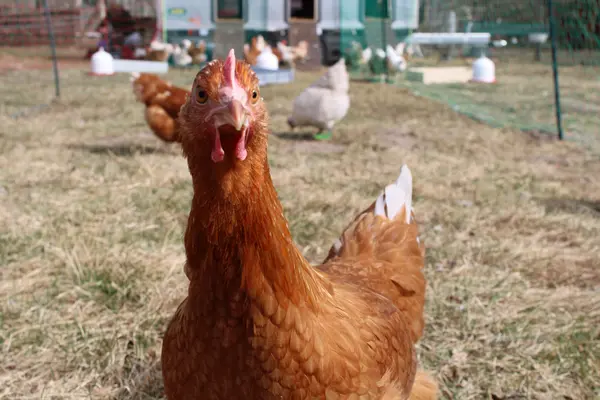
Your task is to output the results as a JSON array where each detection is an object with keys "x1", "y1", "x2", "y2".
[{"x1": 161, "y1": 289, "x2": 261, "y2": 399}]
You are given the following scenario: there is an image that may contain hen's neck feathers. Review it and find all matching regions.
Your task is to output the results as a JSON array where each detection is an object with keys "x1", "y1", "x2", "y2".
[{"x1": 185, "y1": 151, "x2": 327, "y2": 310}]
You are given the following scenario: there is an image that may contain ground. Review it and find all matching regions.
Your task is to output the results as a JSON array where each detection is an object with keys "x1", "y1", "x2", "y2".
[{"x1": 1, "y1": 51, "x2": 599, "y2": 399}]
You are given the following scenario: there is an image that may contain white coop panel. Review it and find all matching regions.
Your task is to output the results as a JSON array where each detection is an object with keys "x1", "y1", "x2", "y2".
[
  {"x1": 165, "y1": 0, "x2": 214, "y2": 31},
  {"x1": 244, "y1": 0, "x2": 288, "y2": 31},
  {"x1": 318, "y1": 0, "x2": 363, "y2": 31},
  {"x1": 391, "y1": 0, "x2": 419, "y2": 30}
]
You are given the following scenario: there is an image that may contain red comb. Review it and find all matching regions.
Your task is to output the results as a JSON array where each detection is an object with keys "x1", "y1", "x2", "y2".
[{"x1": 223, "y1": 49, "x2": 236, "y2": 87}]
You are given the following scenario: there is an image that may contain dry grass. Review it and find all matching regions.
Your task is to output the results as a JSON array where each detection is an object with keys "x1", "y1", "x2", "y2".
[{"x1": 1, "y1": 59, "x2": 599, "y2": 400}]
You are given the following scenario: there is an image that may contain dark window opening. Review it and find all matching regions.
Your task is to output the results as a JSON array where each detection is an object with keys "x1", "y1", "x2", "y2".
[
  {"x1": 290, "y1": 0, "x2": 315, "y2": 20},
  {"x1": 217, "y1": 0, "x2": 242, "y2": 19},
  {"x1": 365, "y1": 0, "x2": 390, "y2": 19}
]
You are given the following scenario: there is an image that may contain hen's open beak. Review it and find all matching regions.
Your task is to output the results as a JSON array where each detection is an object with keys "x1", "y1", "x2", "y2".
[
  {"x1": 207, "y1": 48, "x2": 252, "y2": 163},
  {"x1": 224, "y1": 99, "x2": 247, "y2": 132},
  {"x1": 209, "y1": 98, "x2": 250, "y2": 163}
]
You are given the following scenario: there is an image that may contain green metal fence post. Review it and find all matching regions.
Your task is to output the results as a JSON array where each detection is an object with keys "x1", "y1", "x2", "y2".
[
  {"x1": 547, "y1": 0, "x2": 564, "y2": 140},
  {"x1": 42, "y1": 0, "x2": 60, "y2": 98}
]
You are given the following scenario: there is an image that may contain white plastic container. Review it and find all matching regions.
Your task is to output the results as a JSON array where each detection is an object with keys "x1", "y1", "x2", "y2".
[
  {"x1": 528, "y1": 33, "x2": 549, "y2": 44},
  {"x1": 472, "y1": 55, "x2": 496, "y2": 83},
  {"x1": 90, "y1": 47, "x2": 114, "y2": 76}
]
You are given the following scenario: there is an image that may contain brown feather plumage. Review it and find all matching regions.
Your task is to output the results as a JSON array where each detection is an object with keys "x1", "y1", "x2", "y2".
[
  {"x1": 131, "y1": 73, "x2": 189, "y2": 143},
  {"x1": 161, "y1": 56, "x2": 436, "y2": 399}
]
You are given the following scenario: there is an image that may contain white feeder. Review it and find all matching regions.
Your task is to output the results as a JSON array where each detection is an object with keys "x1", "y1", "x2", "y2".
[
  {"x1": 472, "y1": 54, "x2": 496, "y2": 83},
  {"x1": 90, "y1": 47, "x2": 115, "y2": 76}
]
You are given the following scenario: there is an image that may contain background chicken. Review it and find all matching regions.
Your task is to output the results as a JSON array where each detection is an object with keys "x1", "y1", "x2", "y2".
[
  {"x1": 369, "y1": 48, "x2": 388, "y2": 80},
  {"x1": 144, "y1": 40, "x2": 173, "y2": 62},
  {"x1": 345, "y1": 40, "x2": 372, "y2": 78},
  {"x1": 386, "y1": 44, "x2": 408, "y2": 80},
  {"x1": 190, "y1": 40, "x2": 208, "y2": 65},
  {"x1": 243, "y1": 35, "x2": 266, "y2": 66},
  {"x1": 161, "y1": 50, "x2": 436, "y2": 399},
  {"x1": 287, "y1": 57, "x2": 350, "y2": 140},
  {"x1": 272, "y1": 40, "x2": 310, "y2": 68},
  {"x1": 130, "y1": 72, "x2": 189, "y2": 143},
  {"x1": 172, "y1": 44, "x2": 192, "y2": 67}
]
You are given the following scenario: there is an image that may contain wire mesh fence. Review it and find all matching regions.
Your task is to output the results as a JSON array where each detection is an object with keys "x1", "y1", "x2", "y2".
[
  {"x1": 1, "y1": 0, "x2": 599, "y2": 151},
  {"x1": 0, "y1": 0, "x2": 159, "y2": 117},
  {"x1": 0, "y1": 0, "x2": 65, "y2": 116},
  {"x1": 336, "y1": 0, "x2": 600, "y2": 152},
  {"x1": 414, "y1": 0, "x2": 599, "y2": 150}
]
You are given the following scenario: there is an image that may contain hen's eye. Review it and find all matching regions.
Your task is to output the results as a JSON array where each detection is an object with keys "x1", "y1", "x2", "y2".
[
  {"x1": 250, "y1": 90, "x2": 259, "y2": 103},
  {"x1": 196, "y1": 89, "x2": 208, "y2": 104}
]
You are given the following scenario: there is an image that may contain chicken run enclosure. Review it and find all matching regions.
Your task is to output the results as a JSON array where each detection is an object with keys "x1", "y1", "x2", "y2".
[{"x1": 1, "y1": 0, "x2": 599, "y2": 149}]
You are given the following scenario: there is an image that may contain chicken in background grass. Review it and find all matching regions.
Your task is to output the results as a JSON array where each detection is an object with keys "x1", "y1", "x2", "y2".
[
  {"x1": 130, "y1": 72, "x2": 189, "y2": 143},
  {"x1": 190, "y1": 39, "x2": 208, "y2": 65},
  {"x1": 403, "y1": 41, "x2": 424, "y2": 59},
  {"x1": 243, "y1": 34, "x2": 266, "y2": 66},
  {"x1": 273, "y1": 40, "x2": 310, "y2": 67},
  {"x1": 344, "y1": 41, "x2": 372, "y2": 78},
  {"x1": 386, "y1": 44, "x2": 408, "y2": 80},
  {"x1": 369, "y1": 48, "x2": 388, "y2": 81},
  {"x1": 172, "y1": 44, "x2": 192, "y2": 67},
  {"x1": 181, "y1": 39, "x2": 208, "y2": 65},
  {"x1": 161, "y1": 49, "x2": 437, "y2": 400},
  {"x1": 145, "y1": 40, "x2": 173, "y2": 62},
  {"x1": 287, "y1": 57, "x2": 350, "y2": 140}
]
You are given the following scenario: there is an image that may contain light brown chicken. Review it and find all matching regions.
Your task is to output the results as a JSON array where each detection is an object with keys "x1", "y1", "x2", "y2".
[
  {"x1": 273, "y1": 40, "x2": 310, "y2": 67},
  {"x1": 161, "y1": 49, "x2": 437, "y2": 399},
  {"x1": 130, "y1": 72, "x2": 189, "y2": 143},
  {"x1": 243, "y1": 35, "x2": 266, "y2": 66},
  {"x1": 188, "y1": 40, "x2": 208, "y2": 65},
  {"x1": 144, "y1": 41, "x2": 173, "y2": 62}
]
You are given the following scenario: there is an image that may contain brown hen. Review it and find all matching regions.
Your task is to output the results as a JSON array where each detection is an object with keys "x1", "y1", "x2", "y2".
[
  {"x1": 161, "y1": 49, "x2": 437, "y2": 400},
  {"x1": 130, "y1": 72, "x2": 189, "y2": 143}
]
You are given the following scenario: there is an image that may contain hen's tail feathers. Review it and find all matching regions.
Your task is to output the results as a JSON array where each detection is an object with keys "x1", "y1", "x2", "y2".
[
  {"x1": 375, "y1": 164, "x2": 412, "y2": 224},
  {"x1": 327, "y1": 164, "x2": 417, "y2": 260},
  {"x1": 130, "y1": 71, "x2": 140, "y2": 82},
  {"x1": 408, "y1": 371, "x2": 438, "y2": 400}
]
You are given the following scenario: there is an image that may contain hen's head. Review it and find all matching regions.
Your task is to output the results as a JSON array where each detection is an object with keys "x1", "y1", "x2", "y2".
[{"x1": 179, "y1": 49, "x2": 268, "y2": 171}]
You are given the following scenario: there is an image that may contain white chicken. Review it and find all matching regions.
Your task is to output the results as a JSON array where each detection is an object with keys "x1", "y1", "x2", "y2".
[
  {"x1": 181, "y1": 39, "x2": 192, "y2": 51},
  {"x1": 287, "y1": 58, "x2": 350, "y2": 139},
  {"x1": 172, "y1": 44, "x2": 192, "y2": 67},
  {"x1": 362, "y1": 47, "x2": 373, "y2": 64},
  {"x1": 386, "y1": 44, "x2": 408, "y2": 75},
  {"x1": 255, "y1": 46, "x2": 279, "y2": 70},
  {"x1": 398, "y1": 41, "x2": 423, "y2": 59}
]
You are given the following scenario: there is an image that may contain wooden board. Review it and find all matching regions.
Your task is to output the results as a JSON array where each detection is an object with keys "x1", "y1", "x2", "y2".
[{"x1": 405, "y1": 66, "x2": 473, "y2": 84}]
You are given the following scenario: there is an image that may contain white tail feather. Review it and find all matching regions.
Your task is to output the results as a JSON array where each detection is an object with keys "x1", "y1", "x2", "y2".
[
  {"x1": 130, "y1": 72, "x2": 140, "y2": 82},
  {"x1": 374, "y1": 164, "x2": 413, "y2": 223},
  {"x1": 330, "y1": 165, "x2": 415, "y2": 258}
]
